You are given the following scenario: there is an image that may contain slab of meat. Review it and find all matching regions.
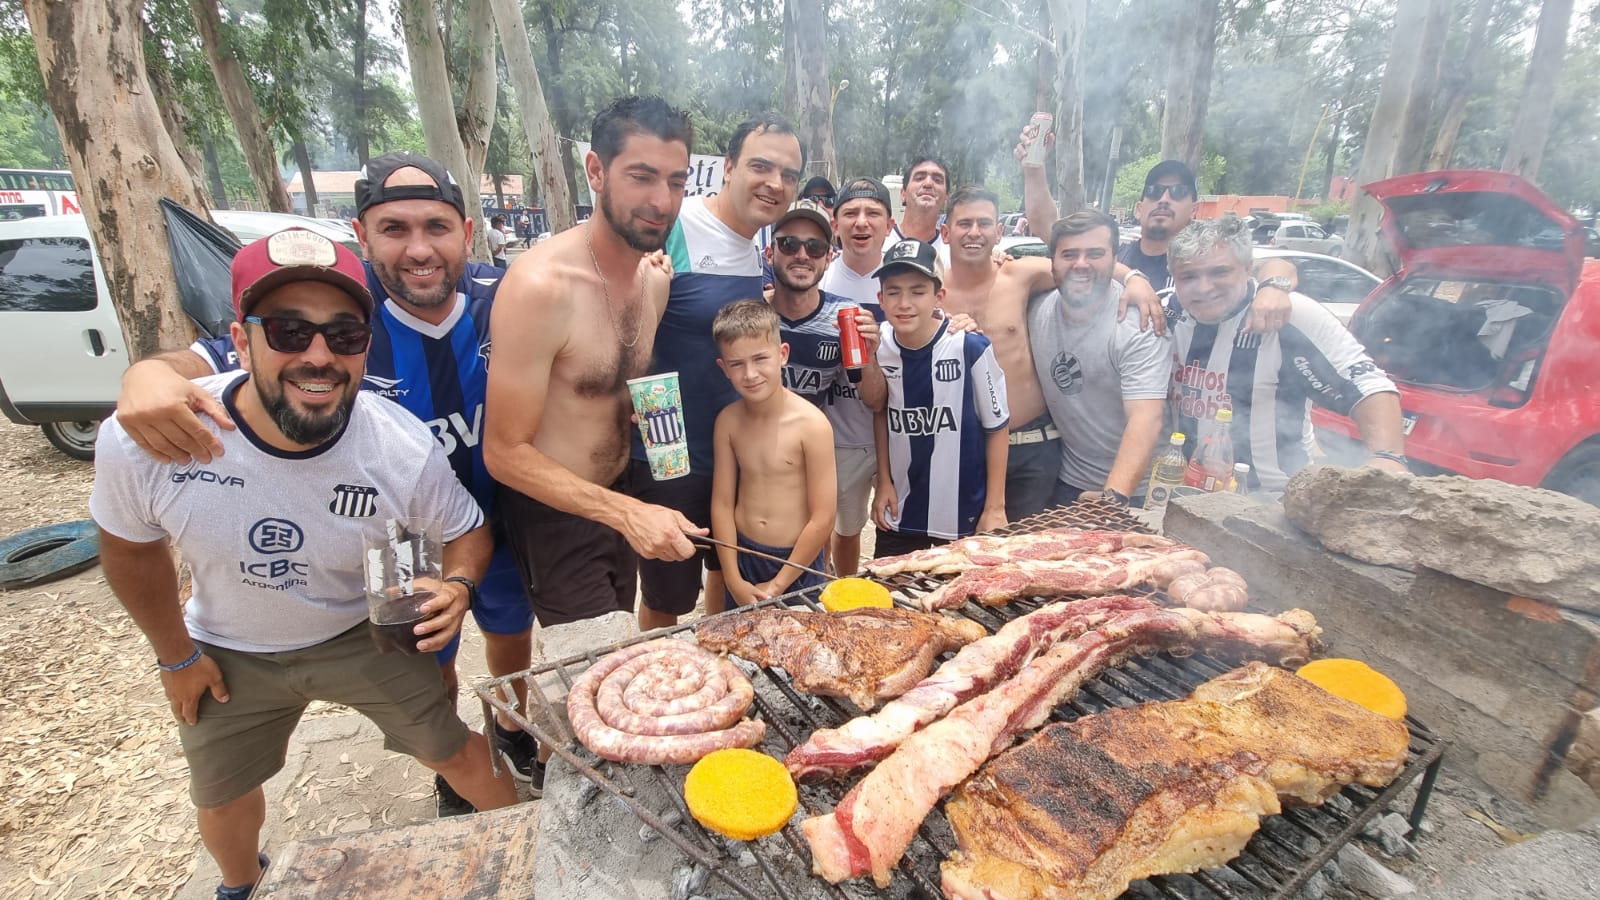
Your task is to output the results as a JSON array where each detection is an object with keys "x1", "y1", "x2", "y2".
[
  {"x1": 940, "y1": 663, "x2": 1410, "y2": 900},
  {"x1": 799, "y1": 607, "x2": 1323, "y2": 887},
  {"x1": 864, "y1": 528, "x2": 1176, "y2": 577},
  {"x1": 917, "y1": 545, "x2": 1211, "y2": 611},
  {"x1": 694, "y1": 607, "x2": 987, "y2": 710},
  {"x1": 784, "y1": 595, "x2": 1153, "y2": 781},
  {"x1": 567, "y1": 637, "x2": 765, "y2": 765}
]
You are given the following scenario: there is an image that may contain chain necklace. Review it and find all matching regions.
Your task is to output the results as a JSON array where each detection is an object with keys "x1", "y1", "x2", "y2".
[{"x1": 586, "y1": 227, "x2": 644, "y2": 349}]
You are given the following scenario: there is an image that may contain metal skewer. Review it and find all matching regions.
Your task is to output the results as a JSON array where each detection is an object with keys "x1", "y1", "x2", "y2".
[{"x1": 686, "y1": 532, "x2": 839, "y2": 582}]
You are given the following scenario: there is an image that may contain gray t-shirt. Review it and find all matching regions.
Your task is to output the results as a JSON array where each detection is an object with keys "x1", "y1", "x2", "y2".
[
  {"x1": 1028, "y1": 281, "x2": 1173, "y2": 490},
  {"x1": 90, "y1": 371, "x2": 484, "y2": 653}
]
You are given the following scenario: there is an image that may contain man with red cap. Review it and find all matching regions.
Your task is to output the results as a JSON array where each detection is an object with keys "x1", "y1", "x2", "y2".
[{"x1": 89, "y1": 230, "x2": 517, "y2": 900}]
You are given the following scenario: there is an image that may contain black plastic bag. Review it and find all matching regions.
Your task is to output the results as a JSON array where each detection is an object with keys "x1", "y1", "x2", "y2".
[{"x1": 160, "y1": 198, "x2": 239, "y2": 338}]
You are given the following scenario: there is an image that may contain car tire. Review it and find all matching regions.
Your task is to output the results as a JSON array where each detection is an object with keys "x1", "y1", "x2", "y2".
[
  {"x1": 0, "y1": 520, "x2": 100, "y2": 590},
  {"x1": 1544, "y1": 442, "x2": 1600, "y2": 507},
  {"x1": 41, "y1": 419, "x2": 100, "y2": 461}
]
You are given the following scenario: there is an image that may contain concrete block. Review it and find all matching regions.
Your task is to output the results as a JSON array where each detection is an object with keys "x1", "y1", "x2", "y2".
[{"x1": 1422, "y1": 823, "x2": 1600, "y2": 899}]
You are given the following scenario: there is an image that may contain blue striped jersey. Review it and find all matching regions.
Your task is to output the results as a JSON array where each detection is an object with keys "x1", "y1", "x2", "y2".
[
  {"x1": 777, "y1": 290, "x2": 855, "y2": 402},
  {"x1": 192, "y1": 261, "x2": 502, "y2": 512},
  {"x1": 879, "y1": 319, "x2": 1010, "y2": 539},
  {"x1": 816, "y1": 263, "x2": 886, "y2": 448},
  {"x1": 641, "y1": 196, "x2": 766, "y2": 474}
]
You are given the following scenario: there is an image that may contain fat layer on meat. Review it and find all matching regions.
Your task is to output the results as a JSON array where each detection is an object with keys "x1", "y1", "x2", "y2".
[
  {"x1": 918, "y1": 546, "x2": 1211, "y2": 611},
  {"x1": 694, "y1": 607, "x2": 987, "y2": 710},
  {"x1": 864, "y1": 528, "x2": 1176, "y2": 577},
  {"x1": 940, "y1": 663, "x2": 1410, "y2": 900}
]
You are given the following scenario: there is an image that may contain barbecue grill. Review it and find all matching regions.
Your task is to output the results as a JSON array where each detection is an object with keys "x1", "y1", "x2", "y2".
[{"x1": 477, "y1": 499, "x2": 1446, "y2": 899}]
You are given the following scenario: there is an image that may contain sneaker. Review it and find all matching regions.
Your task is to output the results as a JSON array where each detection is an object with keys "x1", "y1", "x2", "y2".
[
  {"x1": 215, "y1": 852, "x2": 269, "y2": 900},
  {"x1": 435, "y1": 773, "x2": 477, "y2": 817},
  {"x1": 495, "y1": 723, "x2": 546, "y2": 798}
]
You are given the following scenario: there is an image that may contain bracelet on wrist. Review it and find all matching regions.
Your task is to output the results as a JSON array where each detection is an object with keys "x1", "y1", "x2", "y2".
[
  {"x1": 1123, "y1": 269, "x2": 1149, "y2": 282},
  {"x1": 1368, "y1": 449, "x2": 1409, "y2": 466},
  {"x1": 157, "y1": 647, "x2": 203, "y2": 672}
]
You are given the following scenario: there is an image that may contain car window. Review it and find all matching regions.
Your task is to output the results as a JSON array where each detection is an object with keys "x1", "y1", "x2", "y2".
[
  {"x1": 1306, "y1": 225, "x2": 1326, "y2": 239},
  {"x1": 1283, "y1": 225, "x2": 1303, "y2": 238},
  {"x1": 1295, "y1": 259, "x2": 1376, "y2": 304},
  {"x1": 0, "y1": 237, "x2": 98, "y2": 312}
]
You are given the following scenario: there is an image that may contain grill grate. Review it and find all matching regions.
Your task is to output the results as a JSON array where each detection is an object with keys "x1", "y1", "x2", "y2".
[{"x1": 478, "y1": 500, "x2": 1446, "y2": 899}]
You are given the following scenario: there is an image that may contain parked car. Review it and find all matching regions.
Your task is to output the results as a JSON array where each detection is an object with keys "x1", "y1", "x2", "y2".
[
  {"x1": 1312, "y1": 170, "x2": 1600, "y2": 504},
  {"x1": 211, "y1": 209, "x2": 361, "y2": 255},
  {"x1": 999, "y1": 235, "x2": 1047, "y2": 258},
  {"x1": 1268, "y1": 220, "x2": 1343, "y2": 255},
  {"x1": 1253, "y1": 247, "x2": 1380, "y2": 325}
]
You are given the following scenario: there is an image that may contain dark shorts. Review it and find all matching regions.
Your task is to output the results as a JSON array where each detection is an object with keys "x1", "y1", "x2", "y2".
[
  {"x1": 724, "y1": 532, "x2": 827, "y2": 605},
  {"x1": 498, "y1": 482, "x2": 639, "y2": 628},
  {"x1": 872, "y1": 528, "x2": 947, "y2": 560},
  {"x1": 628, "y1": 458, "x2": 718, "y2": 616},
  {"x1": 1006, "y1": 413, "x2": 1062, "y2": 522},
  {"x1": 180, "y1": 623, "x2": 470, "y2": 808}
]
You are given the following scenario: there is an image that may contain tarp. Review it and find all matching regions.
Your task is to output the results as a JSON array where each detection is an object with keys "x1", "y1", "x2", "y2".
[{"x1": 160, "y1": 198, "x2": 239, "y2": 338}]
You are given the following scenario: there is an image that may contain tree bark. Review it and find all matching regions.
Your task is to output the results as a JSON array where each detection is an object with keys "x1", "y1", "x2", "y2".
[
  {"x1": 398, "y1": 0, "x2": 490, "y2": 257},
  {"x1": 456, "y1": 0, "x2": 497, "y2": 183},
  {"x1": 203, "y1": 130, "x2": 229, "y2": 210},
  {"x1": 292, "y1": 138, "x2": 318, "y2": 215},
  {"x1": 22, "y1": 0, "x2": 207, "y2": 358},
  {"x1": 490, "y1": 0, "x2": 575, "y2": 232},
  {"x1": 782, "y1": 0, "x2": 835, "y2": 178},
  {"x1": 1426, "y1": 0, "x2": 1494, "y2": 170},
  {"x1": 352, "y1": 0, "x2": 370, "y2": 167},
  {"x1": 188, "y1": 0, "x2": 291, "y2": 212},
  {"x1": 1502, "y1": 0, "x2": 1574, "y2": 180},
  {"x1": 1046, "y1": 0, "x2": 1087, "y2": 211},
  {"x1": 142, "y1": 19, "x2": 211, "y2": 208},
  {"x1": 1395, "y1": 0, "x2": 1451, "y2": 173},
  {"x1": 535, "y1": 6, "x2": 582, "y2": 209},
  {"x1": 1159, "y1": 0, "x2": 1216, "y2": 171}
]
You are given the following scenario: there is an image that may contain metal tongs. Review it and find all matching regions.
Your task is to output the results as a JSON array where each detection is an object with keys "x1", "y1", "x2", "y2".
[{"x1": 686, "y1": 532, "x2": 839, "y2": 582}]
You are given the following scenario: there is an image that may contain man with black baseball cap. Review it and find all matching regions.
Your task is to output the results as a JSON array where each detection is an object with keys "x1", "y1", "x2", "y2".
[
  {"x1": 111, "y1": 151, "x2": 548, "y2": 813},
  {"x1": 91, "y1": 229, "x2": 516, "y2": 900}
]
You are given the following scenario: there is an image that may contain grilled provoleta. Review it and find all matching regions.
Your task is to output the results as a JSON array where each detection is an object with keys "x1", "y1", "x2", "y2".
[
  {"x1": 865, "y1": 528, "x2": 1177, "y2": 577},
  {"x1": 695, "y1": 607, "x2": 987, "y2": 710},
  {"x1": 916, "y1": 545, "x2": 1211, "y2": 611},
  {"x1": 940, "y1": 663, "x2": 1409, "y2": 900}
]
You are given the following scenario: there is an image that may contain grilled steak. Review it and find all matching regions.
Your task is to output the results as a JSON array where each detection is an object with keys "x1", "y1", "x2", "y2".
[
  {"x1": 865, "y1": 528, "x2": 1176, "y2": 577},
  {"x1": 694, "y1": 607, "x2": 987, "y2": 710},
  {"x1": 918, "y1": 545, "x2": 1211, "y2": 611},
  {"x1": 941, "y1": 663, "x2": 1410, "y2": 900}
]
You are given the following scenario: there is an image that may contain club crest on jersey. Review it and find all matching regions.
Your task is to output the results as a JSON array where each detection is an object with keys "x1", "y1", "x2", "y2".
[
  {"x1": 329, "y1": 484, "x2": 380, "y2": 518},
  {"x1": 934, "y1": 359, "x2": 962, "y2": 382},
  {"x1": 815, "y1": 340, "x2": 840, "y2": 362},
  {"x1": 1051, "y1": 351, "x2": 1085, "y2": 395}
]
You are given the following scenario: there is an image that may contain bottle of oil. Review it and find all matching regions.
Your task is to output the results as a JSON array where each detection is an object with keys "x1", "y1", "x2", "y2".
[
  {"x1": 1185, "y1": 409, "x2": 1235, "y2": 492},
  {"x1": 1144, "y1": 432, "x2": 1188, "y2": 516}
]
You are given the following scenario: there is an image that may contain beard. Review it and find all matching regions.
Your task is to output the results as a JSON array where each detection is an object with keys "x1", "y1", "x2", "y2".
[
  {"x1": 1062, "y1": 272, "x2": 1113, "y2": 309},
  {"x1": 1142, "y1": 222, "x2": 1174, "y2": 242},
  {"x1": 370, "y1": 255, "x2": 460, "y2": 311},
  {"x1": 253, "y1": 363, "x2": 357, "y2": 446},
  {"x1": 600, "y1": 189, "x2": 671, "y2": 253},
  {"x1": 773, "y1": 260, "x2": 822, "y2": 292}
]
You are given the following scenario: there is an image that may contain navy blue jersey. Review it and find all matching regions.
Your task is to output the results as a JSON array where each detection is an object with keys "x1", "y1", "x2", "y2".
[
  {"x1": 193, "y1": 261, "x2": 502, "y2": 512},
  {"x1": 777, "y1": 290, "x2": 854, "y2": 402}
]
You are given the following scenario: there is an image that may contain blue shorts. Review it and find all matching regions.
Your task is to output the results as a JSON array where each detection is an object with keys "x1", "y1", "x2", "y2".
[
  {"x1": 433, "y1": 540, "x2": 533, "y2": 666},
  {"x1": 723, "y1": 532, "x2": 827, "y2": 606}
]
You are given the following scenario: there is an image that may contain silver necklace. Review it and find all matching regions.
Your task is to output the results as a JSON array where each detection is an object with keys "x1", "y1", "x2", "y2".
[{"x1": 586, "y1": 228, "x2": 643, "y2": 349}]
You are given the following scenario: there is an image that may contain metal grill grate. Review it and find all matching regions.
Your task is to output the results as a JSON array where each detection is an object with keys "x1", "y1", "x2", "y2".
[{"x1": 478, "y1": 500, "x2": 1446, "y2": 899}]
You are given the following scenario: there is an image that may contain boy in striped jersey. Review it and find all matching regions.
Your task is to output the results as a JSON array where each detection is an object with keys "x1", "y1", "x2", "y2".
[{"x1": 872, "y1": 240, "x2": 1010, "y2": 557}]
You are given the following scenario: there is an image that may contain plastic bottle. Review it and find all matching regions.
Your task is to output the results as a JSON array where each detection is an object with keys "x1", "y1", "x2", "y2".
[
  {"x1": 1185, "y1": 409, "x2": 1236, "y2": 492},
  {"x1": 1144, "y1": 432, "x2": 1188, "y2": 515},
  {"x1": 1231, "y1": 462, "x2": 1252, "y2": 493}
]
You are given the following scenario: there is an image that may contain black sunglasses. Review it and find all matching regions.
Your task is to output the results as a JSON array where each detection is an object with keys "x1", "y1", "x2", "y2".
[
  {"x1": 775, "y1": 235, "x2": 831, "y2": 259},
  {"x1": 1143, "y1": 182, "x2": 1196, "y2": 202},
  {"x1": 806, "y1": 193, "x2": 837, "y2": 209},
  {"x1": 244, "y1": 315, "x2": 372, "y2": 356}
]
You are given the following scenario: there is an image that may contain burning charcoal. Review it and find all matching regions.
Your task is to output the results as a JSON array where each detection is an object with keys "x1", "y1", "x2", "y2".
[
  {"x1": 639, "y1": 809, "x2": 683, "y2": 843},
  {"x1": 735, "y1": 848, "x2": 757, "y2": 869},
  {"x1": 1327, "y1": 792, "x2": 1355, "y2": 814},
  {"x1": 574, "y1": 779, "x2": 600, "y2": 808},
  {"x1": 1336, "y1": 845, "x2": 1417, "y2": 898},
  {"x1": 669, "y1": 861, "x2": 708, "y2": 900},
  {"x1": 1363, "y1": 812, "x2": 1418, "y2": 859}
]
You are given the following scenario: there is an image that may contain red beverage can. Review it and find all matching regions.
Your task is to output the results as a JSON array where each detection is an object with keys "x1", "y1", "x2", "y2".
[{"x1": 837, "y1": 307, "x2": 867, "y2": 369}]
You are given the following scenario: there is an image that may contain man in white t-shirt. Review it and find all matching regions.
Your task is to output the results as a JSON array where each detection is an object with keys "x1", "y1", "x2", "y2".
[
  {"x1": 90, "y1": 230, "x2": 516, "y2": 899},
  {"x1": 487, "y1": 214, "x2": 510, "y2": 267}
]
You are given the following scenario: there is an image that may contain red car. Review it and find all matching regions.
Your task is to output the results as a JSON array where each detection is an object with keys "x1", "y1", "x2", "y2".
[{"x1": 1313, "y1": 170, "x2": 1600, "y2": 504}]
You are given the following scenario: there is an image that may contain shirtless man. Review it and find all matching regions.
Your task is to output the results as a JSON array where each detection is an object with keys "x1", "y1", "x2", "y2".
[{"x1": 483, "y1": 96, "x2": 703, "y2": 639}]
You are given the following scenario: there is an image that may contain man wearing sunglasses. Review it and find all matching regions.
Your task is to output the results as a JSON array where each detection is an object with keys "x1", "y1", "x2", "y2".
[{"x1": 90, "y1": 231, "x2": 517, "y2": 899}]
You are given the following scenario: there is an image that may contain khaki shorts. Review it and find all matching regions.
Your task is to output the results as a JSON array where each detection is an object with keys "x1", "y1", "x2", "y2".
[
  {"x1": 178, "y1": 623, "x2": 470, "y2": 808},
  {"x1": 834, "y1": 445, "x2": 876, "y2": 536}
]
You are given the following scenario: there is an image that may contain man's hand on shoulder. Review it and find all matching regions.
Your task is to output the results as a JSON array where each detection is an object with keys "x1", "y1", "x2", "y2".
[
  {"x1": 119, "y1": 358, "x2": 235, "y2": 464},
  {"x1": 1116, "y1": 273, "x2": 1167, "y2": 337}
]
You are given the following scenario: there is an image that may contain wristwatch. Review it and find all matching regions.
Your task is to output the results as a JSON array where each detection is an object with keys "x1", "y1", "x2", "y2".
[
  {"x1": 1258, "y1": 275, "x2": 1294, "y2": 293},
  {"x1": 444, "y1": 575, "x2": 479, "y2": 608}
]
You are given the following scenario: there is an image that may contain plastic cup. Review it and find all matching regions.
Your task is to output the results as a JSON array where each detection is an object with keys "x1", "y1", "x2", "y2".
[
  {"x1": 362, "y1": 518, "x2": 442, "y2": 654},
  {"x1": 628, "y1": 372, "x2": 690, "y2": 480}
]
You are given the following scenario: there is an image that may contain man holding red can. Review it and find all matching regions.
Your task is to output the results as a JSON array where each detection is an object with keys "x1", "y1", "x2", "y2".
[{"x1": 759, "y1": 199, "x2": 887, "y2": 581}]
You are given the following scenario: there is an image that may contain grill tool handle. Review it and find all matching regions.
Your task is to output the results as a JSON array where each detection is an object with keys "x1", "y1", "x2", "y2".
[{"x1": 686, "y1": 532, "x2": 839, "y2": 583}]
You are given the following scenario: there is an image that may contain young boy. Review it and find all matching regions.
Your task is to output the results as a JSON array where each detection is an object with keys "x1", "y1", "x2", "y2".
[
  {"x1": 872, "y1": 239, "x2": 1010, "y2": 557},
  {"x1": 710, "y1": 300, "x2": 839, "y2": 608}
]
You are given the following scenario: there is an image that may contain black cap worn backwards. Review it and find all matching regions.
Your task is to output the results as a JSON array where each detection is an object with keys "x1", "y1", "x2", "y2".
[
  {"x1": 836, "y1": 176, "x2": 893, "y2": 215},
  {"x1": 355, "y1": 152, "x2": 468, "y2": 220}
]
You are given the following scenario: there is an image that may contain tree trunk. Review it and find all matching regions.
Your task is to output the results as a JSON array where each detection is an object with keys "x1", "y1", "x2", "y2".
[
  {"x1": 203, "y1": 131, "x2": 229, "y2": 210},
  {"x1": 490, "y1": 0, "x2": 575, "y2": 232},
  {"x1": 1345, "y1": 0, "x2": 1449, "y2": 276},
  {"x1": 352, "y1": 0, "x2": 370, "y2": 166},
  {"x1": 783, "y1": 0, "x2": 835, "y2": 178},
  {"x1": 1502, "y1": 0, "x2": 1574, "y2": 180},
  {"x1": 536, "y1": 7, "x2": 582, "y2": 209},
  {"x1": 22, "y1": 0, "x2": 207, "y2": 358},
  {"x1": 1426, "y1": 0, "x2": 1494, "y2": 170},
  {"x1": 1046, "y1": 0, "x2": 1087, "y2": 211},
  {"x1": 292, "y1": 137, "x2": 318, "y2": 215},
  {"x1": 398, "y1": 0, "x2": 490, "y2": 258},
  {"x1": 142, "y1": 20, "x2": 211, "y2": 208},
  {"x1": 188, "y1": 0, "x2": 291, "y2": 212},
  {"x1": 1395, "y1": 0, "x2": 1451, "y2": 173},
  {"x1": 456, "y1": 0, "x2": 497, "y2": 181},
  {"x1": 1159, "y1": 0, "x2": 1216, "y2": 171}
]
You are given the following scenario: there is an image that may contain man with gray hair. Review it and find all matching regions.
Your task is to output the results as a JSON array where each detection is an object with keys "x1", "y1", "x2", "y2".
[{"x1": 1166, "y1": 216, "x2": 1408, "y2": 493}]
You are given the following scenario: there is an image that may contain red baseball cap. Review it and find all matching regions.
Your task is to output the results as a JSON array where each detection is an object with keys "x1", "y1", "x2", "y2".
[{"x1": 231, "y1": 229, "x2": 374, "y2": 321}]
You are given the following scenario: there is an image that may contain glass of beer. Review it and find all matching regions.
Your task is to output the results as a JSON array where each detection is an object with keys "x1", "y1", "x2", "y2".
[{"x1": 363, "y1": 518, "x2": 443, "y2": 654}]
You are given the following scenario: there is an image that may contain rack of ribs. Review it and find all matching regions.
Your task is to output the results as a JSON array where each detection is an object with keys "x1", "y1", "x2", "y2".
[
  {"x1": 864, "y1": 528, "x2": 1177, "y2": 577},
  {"x1": 693, "y1": 607, "x2": 987, "y2": 710},
  {"x1": 799, "y1": 607, "x2": 1324, "y2": 887},
  {"x1": 916, "y1": 545, "x2": 1212, "y2": 611},
  {"x1": 940, "y1": 663, "x2": 1410, "y2": 900}
]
